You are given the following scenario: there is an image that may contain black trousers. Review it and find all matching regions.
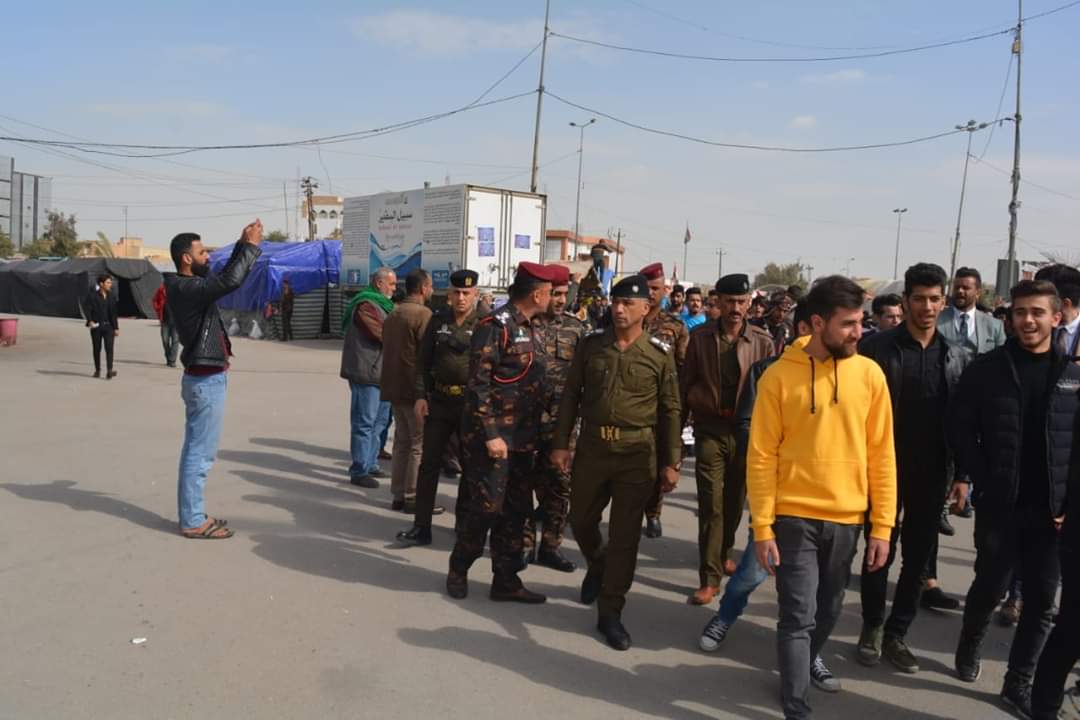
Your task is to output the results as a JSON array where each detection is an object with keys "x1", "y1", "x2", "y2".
[
  {"x1": 90, "y1": 326, "x2": 115, "y2": 372},
  {"x1": 1032, "y1": 541, "x2": 1077, "y2": 719},
  {"x1": 861, "y1": 475, "x2": 948, "y2": 637},
  {"x1": 960, "y1": 506, "x2": 1061, "y2": 683},
  {"x1": 412, "y1": 398, "x2": 468, "y2": 530},
  {"x1": 161, "y1": 321, "x2": 179, "y2": 365},
  {"x1": 281, "y1": 310, "x2": 293, "y2": 341}
]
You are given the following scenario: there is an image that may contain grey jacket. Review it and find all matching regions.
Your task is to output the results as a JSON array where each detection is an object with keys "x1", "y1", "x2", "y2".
[
  {"x1": 340, "y1": 301, "x2": 389, "y2": 385},
  {"x1": 937, "y1": 306, "x2": 1005, "y2": 356}
]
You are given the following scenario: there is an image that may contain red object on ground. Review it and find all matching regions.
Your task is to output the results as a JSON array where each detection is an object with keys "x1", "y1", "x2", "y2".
[{"x1": 0, "y1": 317, "x2": 18, "y2": 346}]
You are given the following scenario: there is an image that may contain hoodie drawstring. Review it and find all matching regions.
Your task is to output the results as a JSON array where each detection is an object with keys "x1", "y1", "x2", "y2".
[{"x1": 808, "y1": 356, "x2": 839, "y2": 415}]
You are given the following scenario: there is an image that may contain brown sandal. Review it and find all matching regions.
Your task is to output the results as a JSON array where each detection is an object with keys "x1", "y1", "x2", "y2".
[{"x1": 181, "y1": 519, "x2": 234, "y2": 539}]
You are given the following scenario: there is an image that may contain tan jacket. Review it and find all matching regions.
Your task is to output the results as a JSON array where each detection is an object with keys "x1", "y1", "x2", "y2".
[
  {"x1": 682, "y1": 320, "x2": 775, "y2": 425},
  {"x1": 379, "y1": 297, "x2": 432, "y2": 404}
]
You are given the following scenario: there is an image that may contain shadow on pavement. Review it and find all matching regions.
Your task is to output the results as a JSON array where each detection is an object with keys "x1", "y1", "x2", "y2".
[
  {"x1": 36, "y1": 370, "x2": 97, "y2": 378},
  {"x1": 217, "y1": 449, "x2": 345, "y2": 483},
  {"x1": 250, "y1": 436, "x2": 350, "y2": 464},
  {"x1": 0, "y1": 479, "x2": 174, "y2": 534}
]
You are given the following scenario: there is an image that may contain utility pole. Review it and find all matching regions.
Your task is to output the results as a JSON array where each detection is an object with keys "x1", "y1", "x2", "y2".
[
  {"x1": 614, "y1": 227, "x2": 622, "y2": 277},
  {"x1": 301, "y1": 176, "x2": 318, "y2": 242},
  {"x1": 1005, "y1": 0, "x2": 1023, "y2": 288},
  {"x1": 283, "y1": 182, "x2": 290, "y2": 239},
  {"x1": 892, "y1": 207, "x2": 908, "y2": 279},
  {"x1": 529, "y1": 0, "x2": 552, "y2": 194},
  {"x1": 805, "y1": 264, "x2": 814, "y2": 284},
  {"x1": 949, "y1": 120, "x2": 989, "y2": 289},
  {"x1": 123, "y1": 205, "x2": 128, "y2": 240},
  {"x1": 716, "y1": 249, "x2": 724, "y2": 279},
  {"x1": 570, "y1": 118, "x2": 596, "y2": 246}
]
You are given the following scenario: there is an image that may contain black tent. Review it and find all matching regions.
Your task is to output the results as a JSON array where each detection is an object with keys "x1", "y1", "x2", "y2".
[{"x1": 0, "y1": 257, "x2": 162, "y2": 319}]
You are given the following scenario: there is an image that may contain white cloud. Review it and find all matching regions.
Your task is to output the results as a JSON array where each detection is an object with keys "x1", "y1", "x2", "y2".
[
  {"x1": 802, "y1": 69, "x2": 866, "y2": 85},
  {"x1": 352, "y1": 11, "x2": 542, "y2": 55},
  {"x1": 87, "y1": 101, "x2": 224, "y2": 118},
  {"x1": 789, "y1": 115, "x2": 817, "y2": 129}
]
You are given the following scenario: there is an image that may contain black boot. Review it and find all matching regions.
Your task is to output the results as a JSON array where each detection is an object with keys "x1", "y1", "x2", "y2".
[
  {"x1": 644, "y1": 517, "x2": 663, "y2": 538},
  {"x1": 938, "y1": 507, "x2": 955, "y2": 536},
  {"x1": 536, "y1": 547, "x2": 576, "y2": 572},
  {"x1": 598, "y1": 616, "x2": 632, "y2": 651},
  {"x1": 396, "y1": 525, "x2": 432, "y2": 546},
  {"x1": 581, "y1": 566, "x2": 603, "y2": 605},
  {"x1": 446, "y1": 569, "x2": 468, "y2": 599}
]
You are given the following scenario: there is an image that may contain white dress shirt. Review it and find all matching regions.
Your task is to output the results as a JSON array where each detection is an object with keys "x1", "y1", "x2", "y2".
[
  {"x1": 955, "y1": 307, "x2": 978, "y2": 344},
  {"x1": 1063, "y1": 313, "x2": 1080, "y2": 355}
]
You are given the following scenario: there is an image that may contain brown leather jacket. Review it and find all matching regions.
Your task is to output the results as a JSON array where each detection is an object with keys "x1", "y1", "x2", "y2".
[
  {"x1": 379, "y1": 296, "x2": 432, "y2": 403},
  {"x1": 681, "y1": 320, "x2": 775, "y2": 426}
]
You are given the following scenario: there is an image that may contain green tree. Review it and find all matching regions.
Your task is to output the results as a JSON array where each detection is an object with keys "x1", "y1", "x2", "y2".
[
  {"x1": 265, "y1": 229, "x2": 289, "y2": 242},
  {"x1": 753, "y1": 262, "x2": 806, "y2": 290},
  {"x1": 42, "y1": 211, "x2": 79, "y2": 257},
  {"x1": 23, "y1": 236, "x2": 55, "y2": 257},
  {"x1": 0, "y1": 230, "x2": 13, "y2": 258}
]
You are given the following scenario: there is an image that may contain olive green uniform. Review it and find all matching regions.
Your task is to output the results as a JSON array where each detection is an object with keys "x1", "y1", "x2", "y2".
[
  {"x1": 553, "y1": 328, "x2": 682, "y2": 619},
  {"x1": 411, "y1": 307, "x2": 480, "y2": 530},
  {"x1": 642, "y1": 309, "x2": 689, "y2": 522}
]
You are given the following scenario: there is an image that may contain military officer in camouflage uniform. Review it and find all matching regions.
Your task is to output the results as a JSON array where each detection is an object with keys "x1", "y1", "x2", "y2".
[
  {"x1": 446, "y1": 261, "x2": 555, "y2": 603},
  {"x1": 523, "y1": 264, "x2": 585, "y2": 572},
  {"x1": 639, "y1": 262, "x2": 689, "y2": 538},
  {"x1": 396, "y1": 269, "x2": 481, "y2": 547},
  {"x1": 552, "y1": 275, "x2": 682, "y2": 650}
]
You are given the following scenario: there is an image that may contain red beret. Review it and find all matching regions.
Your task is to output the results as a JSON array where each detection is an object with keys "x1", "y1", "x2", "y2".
[
  {"x1": 639, "y1": 262, "x2": 664, "y2": 281},
  {"x1": 546, "y1": 264, "x2": 570, "y2": 286},
  {"x1": 515, "y1": 261, "x2": 557, "y2": 285}
]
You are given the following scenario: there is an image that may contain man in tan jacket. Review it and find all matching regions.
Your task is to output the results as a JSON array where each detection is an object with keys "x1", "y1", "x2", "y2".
[
  {"x1": 380, "y1": 269, "x2": 433, "y2": 511},
  {"x1": 682, "y1": 273, "x2": 775, "y2": 605}
]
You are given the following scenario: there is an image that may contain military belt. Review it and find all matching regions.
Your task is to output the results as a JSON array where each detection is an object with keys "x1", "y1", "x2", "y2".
[
  {"x1": 434, "y1": 382, "x2": 466, "y2": 397},
  {"x1": 586, "y1": 424, "x2": 653, "y2": 442}
]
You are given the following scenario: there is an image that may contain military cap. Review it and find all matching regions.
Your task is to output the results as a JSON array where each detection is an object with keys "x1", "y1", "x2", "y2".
[
  {"x1": 450, "y1": 269, "x2": 479, "y2": 288},
  {"x1": 715, "y1": 273, "x2": 751, "y2": 296},
  {"x1": 514, "y1": 260, "x2": 558, "y2": 287},
  {"x1": 638, "y1": 262, "x2": 665, "y2": 281},
  {"x1": 547, "y1": 264, "x2": 571, "y2": 287},
  {"x1": 610, "y1": 274, "x2": 651, "y2": 300}
]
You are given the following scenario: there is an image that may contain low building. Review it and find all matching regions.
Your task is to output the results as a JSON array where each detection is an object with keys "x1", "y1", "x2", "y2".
[
  {"x1": 0, "y1": 155, "x2": 53, "y2": 250},
  {"x1": 543, "y1": 229, "x2": 624, "y2": 274},
  {"x1": 298, "y1": 195, "x2": 344, "y2": 240}
]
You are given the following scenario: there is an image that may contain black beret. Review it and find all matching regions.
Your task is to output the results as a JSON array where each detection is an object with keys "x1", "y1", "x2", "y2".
[
  {"x1": 610, "y1": 274, "x2": 651, "y2": 300},
  {"x1": 715, "y1": 273, "x2": 751, "y2": 295},
  {"x1": 450, "y1": 269, "x2": 479, "y2": 288}
]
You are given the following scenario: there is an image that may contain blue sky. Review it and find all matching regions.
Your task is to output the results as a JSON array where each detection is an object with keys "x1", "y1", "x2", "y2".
[{"x1": 3, "y1": 0, "x2": 1077, "y2": 283}]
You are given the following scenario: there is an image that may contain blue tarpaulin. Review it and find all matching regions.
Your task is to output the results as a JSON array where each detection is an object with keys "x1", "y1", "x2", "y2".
[{"x1": 209, "y1": 240, "x2": 341, "y2": 311}]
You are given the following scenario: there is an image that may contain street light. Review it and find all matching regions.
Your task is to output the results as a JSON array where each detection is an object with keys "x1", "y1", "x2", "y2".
[
  {"x1": 947, "y1": 119, "x2": 997, "y2": 289},
  {"x1": 892, "y1": 208, "x2": 908, "y2": 280},
  {"x1": 845, "y1": 256, "x2": 856, "y2": 277},
  {"x1": 570, "y1": 118, "x2": 597, "y2": 249}
]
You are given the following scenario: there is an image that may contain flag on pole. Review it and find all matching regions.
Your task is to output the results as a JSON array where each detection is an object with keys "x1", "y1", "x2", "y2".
[{"x1": 684, "y1": 225, "x2": 692, "y2": 245}]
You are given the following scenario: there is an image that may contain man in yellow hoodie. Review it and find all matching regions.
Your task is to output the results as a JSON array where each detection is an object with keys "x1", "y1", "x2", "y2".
[{"x1": 747, "y1": 275, "x2": 897, "y2": 720}]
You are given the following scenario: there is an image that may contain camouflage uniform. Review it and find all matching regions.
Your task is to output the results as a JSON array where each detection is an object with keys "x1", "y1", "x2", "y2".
[
  {"x1": 524, "y1": 311, "x2": 586, "y2": 554},
  {"x1": 643, "y1": 309, "x2": 689, "y2": 522},
  {"x1": 449, "y1": 303, "x2": 547, "y2": 589},
  {"x1": 411, "y1": 307, "x2": 481, "y2": 532}
]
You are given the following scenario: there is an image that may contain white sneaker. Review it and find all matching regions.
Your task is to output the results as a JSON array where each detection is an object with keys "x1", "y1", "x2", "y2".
[
  {"x1": 699, "y1": 615, "x2": 730, "y2": 652},
  {"x1": 810, "y1": 655, "x2": 841, "y2": 693}
]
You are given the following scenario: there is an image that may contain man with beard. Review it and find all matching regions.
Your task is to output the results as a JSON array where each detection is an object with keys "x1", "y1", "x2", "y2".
[
  {"x1": 939, "y1": 267, "x2": 1007, "y2": 354},
  {"x1": 166, "y1": 220, "x2": 264, "y2": 539},
  {"x1": 949, "y1": 280, "x2": 1079, "y2": 717},
  {"x1": 446, "y1": 262, "x2": 554, "y2": 603},
  {"x1": 856, "y1": 263, "x2": 969, "y2": 674},
  {"x1": 523, "y1": 264, "x2": 585, "y2": 572},
  {"x1": 639, "y1": 262, "x2": 689, "y2": 538},
  {"x1": 670, "y1": 284, "x2": 687, "y2": 316},
  {"x1": 748, "y1": 275, "x2": 896, "y2": 719},
  {"x1": 682, "y1": 287, "x2": 708, "y2": 331},
  {"x1": 682, "y1": 274, "x2": 774, "y2": 605},
  {"x1": 552, "y1": 274, "x2": 681, "y2": 650},
  {"x1": 396, "y1": 270, "x2": 480, "y2": 547}
]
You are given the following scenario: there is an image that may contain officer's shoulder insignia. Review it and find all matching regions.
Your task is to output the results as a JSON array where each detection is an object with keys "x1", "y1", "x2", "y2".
[
  {"x1": 587, "y1": 327, "x2": 606, "y2": 338},
  {"x1": 649, "y1": 336, "x2": 671, "y2": 354},
  {"x1": 493, "y1": 310, "x2": 511, "y2": 326}
]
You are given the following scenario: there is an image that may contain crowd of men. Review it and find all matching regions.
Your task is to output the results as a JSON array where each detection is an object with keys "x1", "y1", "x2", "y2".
[{"x1": 161, "y1": 219, "x2": 1079, "y2": 720}]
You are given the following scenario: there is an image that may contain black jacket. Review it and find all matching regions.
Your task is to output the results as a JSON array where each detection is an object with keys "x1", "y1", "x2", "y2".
[
  {"x1": 857, "y1": 324, "x2": 971, "y2": 416},
  {"x1": 83, "y1": 288, "x2": 119, "y2": 329},
  {"x1": 165, "y1": 242, "x2": 261, "y2": 369},
  {"x1": 734, "y1": 355, "x2": 778, "y2": 457},
  {"x1": 947, "y1": 339, "x2": 1080, "y2": 519}
]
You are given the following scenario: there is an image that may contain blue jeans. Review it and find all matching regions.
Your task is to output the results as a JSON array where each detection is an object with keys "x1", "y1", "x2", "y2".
[
  {"x1": 349, "y1": 383, "x2": 391, "y2": 478},
  {"x1": 178, "y1": 372, "x2": 228, "y2": 529},
  {"x1": 717, "y1": 527, "x2": 771, "y2": 625}
]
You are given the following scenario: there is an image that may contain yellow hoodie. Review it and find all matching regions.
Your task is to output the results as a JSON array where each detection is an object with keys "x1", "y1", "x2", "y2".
[{"x1": 747, "y1": 338, "x2": 897, "y2": 541}]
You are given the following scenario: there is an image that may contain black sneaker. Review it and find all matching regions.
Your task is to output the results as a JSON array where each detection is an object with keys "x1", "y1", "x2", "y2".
[
  {"x1": 1000, "y1": 674, "x2": 1033, "y2": 719},
  {"x1": 857, "y1": 623, "x2": 883, "y2": 666},
  {"x1": 939, "y1": 508, "x2": 956, "y2": 536},
  {"x1": 955, "y1": 636, "x2": 982, "y2": 683},
  {"x1": 810, "y1": 655, "x2": 841, "y2": 693},
  {"x1": 920, "y1": 586, "x2": 961, "y2": 611},
  {"x1": 699, "y1": 615, "x2": 730, "y2": 652},
  {"x1": 350, "y1": 475, "x2": 379, "y2": 488},
  {"x1": 882, "y1": 634, "x2": 919, "y2": 674}
]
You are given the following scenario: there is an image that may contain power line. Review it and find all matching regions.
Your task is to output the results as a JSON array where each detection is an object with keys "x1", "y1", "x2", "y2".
[
  {"x1": 977, "y1": 54, "x2": 1014, "y2": 160},
  {"x1": 543, "y1": 91, "x2": 998, "y2": 153},
  {"x1": 549, "y1": 27, "x2": 1013, "y2": 64},
  {"x1": 0, "y1": 91, "x2": 536, "y2": 156},
  {"x1": 970, "y1": 156, "x2": 1079, "y2": 200}
]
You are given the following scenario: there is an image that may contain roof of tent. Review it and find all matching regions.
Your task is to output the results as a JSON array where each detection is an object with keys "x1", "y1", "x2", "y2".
[
  {"x1": 209, "y1": 240, "x2": 341, "y2": 311},
  {"x1": 0, "y1": 257, "x2": 162, "y2": 319}
]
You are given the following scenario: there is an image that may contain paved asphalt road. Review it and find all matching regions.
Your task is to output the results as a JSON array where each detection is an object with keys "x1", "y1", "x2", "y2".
[{"x1": 1, "y1": 315, "x2": 1073, "y2": 719}]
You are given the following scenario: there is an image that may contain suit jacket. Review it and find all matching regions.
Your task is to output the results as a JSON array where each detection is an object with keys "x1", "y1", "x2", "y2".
[{"x1": 937, "y1": 306, "x2": 1005, "y2": 356}]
